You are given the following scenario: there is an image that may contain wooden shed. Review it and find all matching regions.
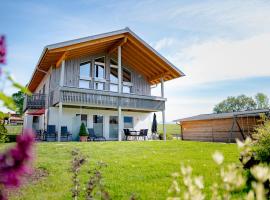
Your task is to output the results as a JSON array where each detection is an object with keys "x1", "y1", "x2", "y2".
[{"x1": 175, "y1": 109, "x2": 270, "y2": 143}]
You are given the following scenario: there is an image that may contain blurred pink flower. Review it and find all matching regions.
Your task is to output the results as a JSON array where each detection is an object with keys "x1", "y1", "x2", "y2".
[
  {"x1": 0, "y1": 36, "x2": 6, "y2": 65},
  {"x1": 0, "y1": 129, "x2": 35, "y2": 200}
]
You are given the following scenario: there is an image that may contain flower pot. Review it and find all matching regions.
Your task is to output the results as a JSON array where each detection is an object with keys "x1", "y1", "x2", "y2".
[{"x1": 79, "y1": 136, "x2": 88, "y2": 142}]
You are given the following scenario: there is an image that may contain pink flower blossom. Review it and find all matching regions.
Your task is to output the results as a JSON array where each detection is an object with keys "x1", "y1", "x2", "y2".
[
  {"x1": 0, "y1": 36, "x2": 6, "y2": 65},
  {"x1": 0, "y1": 129, "x2": 35, "y2": 200}
]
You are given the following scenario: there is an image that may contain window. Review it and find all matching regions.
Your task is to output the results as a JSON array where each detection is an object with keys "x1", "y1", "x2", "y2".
[
  {"x1": 94, "y1": 82, "x2": 105, "y2": 90},
  {"x1": 79, "y1": 61, "x2": 91, "y2": 89},
  {"x1": 76, "y1": 114, "x2": 88, "y2": 127},
  {"x1": 42, "y1": 84, "x2": 46, "y2": 94},
  {"x1": 123, "y1": 85, "x2": 131, "y2": 93},
  {"x1": 124, "y1": 116, "x2": 133, "y2": 128},
  {"x1": 122, "y1": 68, "x2": 132, "y2": 93},
  {"x1": 110, "y1": 59, "x2": 118, "y2": 92},
  {"x1": 122, "y1": 68, "x2": 131, "y2": 82},
  {"x1": 93, "y1": 115, "x2": 103, "y2": 137},
  {"x1": 94, "y1": 57, "x2": 105, "y2": 79},
  {"x1": 109, "y1": 116, "x2": 118, "y2": 139}
]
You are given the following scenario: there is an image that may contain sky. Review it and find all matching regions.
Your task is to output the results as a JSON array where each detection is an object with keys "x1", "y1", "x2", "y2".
[{"x1": 1, "y1": 0, "x2": 270, "y2": 122}]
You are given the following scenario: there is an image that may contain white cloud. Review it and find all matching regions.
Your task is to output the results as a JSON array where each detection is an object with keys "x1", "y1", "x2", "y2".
[
  {"x1": 153, "y1": 38, "x2": 176, "y2": 51},
  {"x1": 167, "y1": 33, "x2": 270, "y2": 86}
]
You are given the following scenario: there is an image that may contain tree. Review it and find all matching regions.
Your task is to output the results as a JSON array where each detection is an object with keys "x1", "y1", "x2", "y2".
[
  {"x1": 213, "y1": 95, "x2": 256, "y2": 113},
  {"x1": 255, "y1": 93, "x2": 269, "y2": 109},
  {"x1": 12, "y1": 91, "x2": 24, "y2": 115}
]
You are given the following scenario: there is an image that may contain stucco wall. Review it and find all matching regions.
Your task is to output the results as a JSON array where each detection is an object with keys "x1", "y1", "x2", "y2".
[{"x1": 48, "y1": 107, "x2": 152, "y2": 140}]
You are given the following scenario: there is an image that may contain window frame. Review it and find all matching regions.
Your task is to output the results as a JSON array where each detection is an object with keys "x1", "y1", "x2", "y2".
[{"x1": 79, "y1": 61, "x2": 92, "y2": 89}]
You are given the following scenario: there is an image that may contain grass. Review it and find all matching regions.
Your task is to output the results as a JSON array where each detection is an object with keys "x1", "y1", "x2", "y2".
[
  {"x1": 157, "y1": 123, "x2": 180, "y2": 135},
  {"x1": 1, "y1": 140, "x2": 239, "y2": 200}
]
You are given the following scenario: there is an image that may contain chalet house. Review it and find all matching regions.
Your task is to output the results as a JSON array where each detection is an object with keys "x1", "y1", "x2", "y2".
[{"x1": 23, "y1": 28, "x2": 184, "y2": 141}]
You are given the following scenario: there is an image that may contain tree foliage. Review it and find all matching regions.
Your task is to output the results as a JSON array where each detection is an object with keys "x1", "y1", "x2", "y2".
[
  {"x1": 213, "y1": 93, "x2": 269, "y2": 113},
  {"x1": 12, "y1": 91, "x2": 24, "y2": 115},
  {"x1": 255, "y1": 93, "x2": 269, "y2": 109},
  {"x1": 213, "y1": 95, "x2": 257, "y2": 113}
]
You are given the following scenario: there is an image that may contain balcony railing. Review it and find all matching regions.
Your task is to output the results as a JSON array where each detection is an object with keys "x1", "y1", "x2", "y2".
[
  {"x1": 58, "y1": 87, "x2": 165, "y2": 111},
  {"x1": 25, "y1": 87, "x2": 166, "y2": 112},
  {"x1": 23, "y1": 94, "x2": 46, "y2": 111}
]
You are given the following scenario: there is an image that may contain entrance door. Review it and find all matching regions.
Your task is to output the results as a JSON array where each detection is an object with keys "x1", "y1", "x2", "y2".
[
  {"x1": 109, "y1": 116, "x2": 118, "y2": 139},
  {"x1": 32, "y1": 116, "x2": 39, "y2": 130},
  {"x1": 93, "y1": 115, "x2": 103, "y2": 137}
]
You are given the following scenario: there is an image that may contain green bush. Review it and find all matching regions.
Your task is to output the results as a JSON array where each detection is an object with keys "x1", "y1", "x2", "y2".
[
  {"x1": 0, "y1": 123, "x2": 8, "y2": 143},
  {"x1": 79, "y1": 123, "x2": 88, "y2": 136},
  {"x1": 253, "y1": 119, "x2": 270, "y2": 163},
  {"x1": 5, "y1": 134, "x2": 17, "y2": 143},
  {"x1": 159, "y1": 133, "x2": 173, "y2": 140}
]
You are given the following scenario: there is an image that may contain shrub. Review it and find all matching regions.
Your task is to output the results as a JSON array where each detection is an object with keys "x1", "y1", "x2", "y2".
[
  {"x1": 159, "y1": 133, "x2": 173, "y2": 140},
  {"x1": 0, "y1": 123, "x2": 8, "y2": 143},
  {"x1": 78, "y1": 123, "x2": 88, "y2": 137},
  {"x1": 252, "y1": 119, "x2": 270, "y2": 163}
]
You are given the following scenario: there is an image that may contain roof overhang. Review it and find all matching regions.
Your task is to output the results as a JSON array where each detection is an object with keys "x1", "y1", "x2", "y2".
[{"x1": 27, "y1": 27, "x2": 185, "y2": 92}]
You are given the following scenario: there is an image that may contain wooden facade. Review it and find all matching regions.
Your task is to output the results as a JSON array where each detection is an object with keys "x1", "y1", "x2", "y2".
[{"x1": 177, "y1": 110, "x2": 269, "y2": 143}]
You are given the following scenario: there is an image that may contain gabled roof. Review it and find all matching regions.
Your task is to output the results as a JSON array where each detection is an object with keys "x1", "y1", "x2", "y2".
[
  {"x1": 28, "y1": 27, "x2": 185, "y2": 92},
  {"x1": 175, "y1": 109, "x2": 270, "y2": 123}
]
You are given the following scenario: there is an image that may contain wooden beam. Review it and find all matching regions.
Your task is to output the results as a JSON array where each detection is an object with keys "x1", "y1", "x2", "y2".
[
  {"x1": 56, "y1": 52, "x2": 67, "y2": 68},
  {"x1": 148, "y1": 72, "x2": 170, "y2": 82},
  {"x1": 49, "y1": 34, "x2": 125, "y2": 53},
  {"x1": 107, "y1": 37, "x2": 127, "y2": 54}
]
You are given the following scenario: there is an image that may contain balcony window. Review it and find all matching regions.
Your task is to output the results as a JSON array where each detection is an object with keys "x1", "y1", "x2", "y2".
[
  {"x1": 95, "y1": 82, "x2": 105, "y2": 90},
  {"x1": 79, "y1": 61, "x2": 91, "y2": 89},
  {"x1": 122, "y1": 68, "x2": 131, "y2": 82},
  {"x1": 94, "y1": 57, "x2": 105, "y2": 79},
  {"x1": 110, "y1": 59, "x2": 118, "y2": 92},
  {"x1": 123, "y1": 85, "x2": 131, "y2": 93}
]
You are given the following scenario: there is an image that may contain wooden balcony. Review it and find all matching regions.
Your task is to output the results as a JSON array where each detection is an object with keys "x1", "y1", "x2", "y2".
[
  {"x1": 50, "y1": 86, "x2": 166, "y2": 111},
  {"x1": 23, "y1": 94, "x2": 46, "y2": 111}
]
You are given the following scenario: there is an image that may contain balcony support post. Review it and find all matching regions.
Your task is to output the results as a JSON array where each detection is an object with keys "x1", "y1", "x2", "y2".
[
  {"x1": 58, "y1": 102, "x2": 62, "y2": 142},
  {"x1": 118, "y1": 46, "x2": 122, "y2": 141},
  {"x1": 60, "y1": 60, "x2": 65, "y2": 87},
  {"x1": 161, "y1": 77, "x2": 166, "y2": 141}
]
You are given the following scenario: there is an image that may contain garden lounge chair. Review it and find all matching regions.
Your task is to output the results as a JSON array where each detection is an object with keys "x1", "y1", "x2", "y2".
[
  {"x1": 61, "y1": 126, "x2": 72, "y2": 141},
  {"x1": 87, "y1": 128, "x2": 106, "y2": 141},
  {"x1": 44, "y1": 125, "x2": 57, "y2": 141}
]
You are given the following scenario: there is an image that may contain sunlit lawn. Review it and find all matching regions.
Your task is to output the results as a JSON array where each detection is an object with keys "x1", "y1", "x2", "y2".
[{"x1": 1, "y1": 140, "x2": 239, "y2": 200}]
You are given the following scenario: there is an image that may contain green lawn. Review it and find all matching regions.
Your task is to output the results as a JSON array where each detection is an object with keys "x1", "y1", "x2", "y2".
[
  {"x1": 157, "y1": 123, "x2": 180, "y2": 135},
  {"x1": 2, "y1": 140, "x2": 239, "y2": 200}
]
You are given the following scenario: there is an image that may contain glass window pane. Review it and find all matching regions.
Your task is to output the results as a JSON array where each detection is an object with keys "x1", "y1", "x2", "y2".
[
  {"x1": 123, "y1": 86, "x2": 131, "y2": 93},
  {"x1": 110, "y1": 84, "x2": 118, "y2": 92},
  {"x1": 110, "y1": 67, "x2": 118, "y2": 83},
  {"x1": 95, "y1": 57, "x2": 105, "y2": 79},
  {"x1": 95, "y1": 82, "x2": 104, "y2": 90},
  {"x1": 123, "y1": 68, "x2": 131, "y2": 82},
  {"x1": 124, "y1": 116, "x2": 133, "y2": 128},
  {"x1": 79, "y1": 80, "x2": 90, "y2": 88},
  {"x1": 81, "y1": 114, "x2": 87, "y2": 127},
  {"x1": 109, "y1": 116, "x2": 118, "y2": 138},
  {"x1": 93, "y1": 115, "x2": 103, "y2": 137},
  {"x1": 80, "y1": 62, "x2": 91, "y2": 78}
]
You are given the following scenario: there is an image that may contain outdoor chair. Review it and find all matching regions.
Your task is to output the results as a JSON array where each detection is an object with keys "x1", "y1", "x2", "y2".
[
  {"x1": 87, "y1": 128, "x2": 106, "y2": 141},
  {"x1": 35, "y1": 130, "x2": 43, "y2": 141},
  {"x1": 139, "y1": 129, "x2": 148, "y2": 140},
  {"x1": 61, "y1": 126, "x2": 72, "y2": 141},
  {"x1": 123, "y1": 129, "x2": 131, "y2": 140},
  {"x1": 44, "y1": 125, "x2": 57, "y2": 141}
]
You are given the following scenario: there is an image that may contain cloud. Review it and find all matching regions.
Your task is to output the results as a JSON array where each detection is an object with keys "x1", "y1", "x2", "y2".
[
  {"x1": 166, "y1": 33, "x2": 270, "y2": 86},
  {"x1": 153, "y1": 38, "x2": 176, "y2": 51}
]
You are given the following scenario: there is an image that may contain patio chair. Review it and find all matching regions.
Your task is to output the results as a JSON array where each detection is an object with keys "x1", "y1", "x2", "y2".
[
  {"x1": 44, "y1": 125, "x2": 57, "y2": 141},
  {"x1": 139, "y1": 129, "x2": 148, "y2": 140},
  {"x1": 88, "y1": 128, "x2": 106, "y2": 141},
  {"x1": 35, "y1": 130, "x2": 43, "y2": 141},
  {"x1": 61, "y1": 126, "x2": 72, "y2": 141},
  {"x1": 123, "y1": 129, "x2": 131, "y2": 140}
]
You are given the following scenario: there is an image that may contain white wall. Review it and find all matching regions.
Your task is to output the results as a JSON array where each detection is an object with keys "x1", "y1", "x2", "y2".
[{"x1": 48, "y1": 107, "x2": 153, "y2": 140}]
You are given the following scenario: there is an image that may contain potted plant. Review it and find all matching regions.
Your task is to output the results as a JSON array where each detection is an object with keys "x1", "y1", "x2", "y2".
[{"x1": 79, "y1": 123, "x2": 88, "y2": 142}]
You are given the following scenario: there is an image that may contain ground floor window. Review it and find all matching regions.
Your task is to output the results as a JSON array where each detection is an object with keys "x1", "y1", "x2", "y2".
[
  {"x1": 109, "y1": 116, "x2": 118, "y2": 139},
  {"x1": 93, "y1": 115, "x2": 103, "y2": 137},
  {"x1": 124, "y1": 116, "x2": 133, "y2": 128},
  {"x1": 76, "y1": 114, "x2": 87, "y2": 127}
]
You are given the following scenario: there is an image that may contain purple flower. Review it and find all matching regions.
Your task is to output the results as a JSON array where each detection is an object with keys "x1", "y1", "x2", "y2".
[
  {"x1": 0, "y1": 129, "x2": 35, "y2": 200},
  {"x1": 0, "y1": 36, "x2": 6, "y2": 64}
]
